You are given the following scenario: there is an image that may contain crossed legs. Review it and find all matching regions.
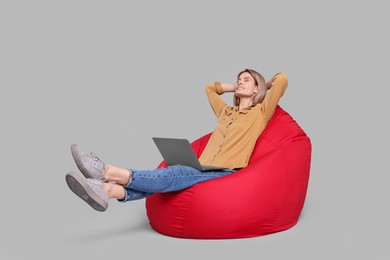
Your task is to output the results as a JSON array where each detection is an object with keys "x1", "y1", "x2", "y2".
[
  {"x1": 66, "y1": 144, "x2": 234, "y2": 212},
  {"x1": 102, "y1": 165, "x2": 130, "y2": 200}
]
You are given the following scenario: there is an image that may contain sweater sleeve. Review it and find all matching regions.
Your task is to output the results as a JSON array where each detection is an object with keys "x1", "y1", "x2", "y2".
[
  {"x1": 205, "y1": 82, "x2": 227, "y2": 118},
  {"x1": 261, "y1": 72, "x2": 288, "y2": 123}
]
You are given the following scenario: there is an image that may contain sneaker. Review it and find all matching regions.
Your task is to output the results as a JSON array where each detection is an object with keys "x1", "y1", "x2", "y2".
[
  {"x1": 71, "y1": 144, "x2": 104, "y2": 179},
  {"x1": 65, "y1": 171, "x2": 109, "y2": 212}
]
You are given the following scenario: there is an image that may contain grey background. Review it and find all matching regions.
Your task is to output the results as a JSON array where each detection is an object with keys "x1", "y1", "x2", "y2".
[{"x1": 1, "y1": 0, "x2": 389, "y2": 259}]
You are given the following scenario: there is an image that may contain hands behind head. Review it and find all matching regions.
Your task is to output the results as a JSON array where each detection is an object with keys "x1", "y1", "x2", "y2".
[{"x1": 265, "y1": 78, "x2": 275, "y2": 90}]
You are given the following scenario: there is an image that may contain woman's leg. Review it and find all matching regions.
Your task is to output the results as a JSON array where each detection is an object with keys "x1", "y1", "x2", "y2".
[
  {"x1": 71, "y1": 144, "x2": 232, "y2": 196},
  {"x1": 103, "y1": 164, "x2": 234, "y2": 202},
  {"x1": 68, "y1": 144, "x2": 234, "y2": 208},
  {"x1": 103, "y1": 166, "x2": 153, "y2": 202},
  {"x1": 104, "y1": 164, "x2": 131, "y2": 185},
  {"x1": 104, "y1": 182, "x2": 126, "y2": 200},
  {"x1": 125, "y1": 165, "x2": 234, "y2": 194},
  {"x1": 66, "y1": 165, "x2": 233, "y2": 210}
]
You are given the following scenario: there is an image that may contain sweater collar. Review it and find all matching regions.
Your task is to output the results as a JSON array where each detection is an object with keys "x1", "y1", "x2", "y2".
[{"x1": 226, "y1": 105, "x2": 255, "y2": 115}]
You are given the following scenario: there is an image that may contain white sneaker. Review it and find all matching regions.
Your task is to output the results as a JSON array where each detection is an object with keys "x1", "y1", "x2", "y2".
[
  {"x1": 71, "y1": 144, "x2": 105, "y2": 179},
  {"x1": 65, "y1": 171, "x2": 109, "y2": 212}
]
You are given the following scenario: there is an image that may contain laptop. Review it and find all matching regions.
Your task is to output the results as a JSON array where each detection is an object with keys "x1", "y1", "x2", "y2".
[{"x1": 152, "y1": 137, "x2": 229, "y2": 172}]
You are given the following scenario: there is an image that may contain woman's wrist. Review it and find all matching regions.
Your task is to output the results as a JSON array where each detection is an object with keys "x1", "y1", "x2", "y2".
[{"x1": 221, "y1": 83, "x2": 236, "y2": 92}]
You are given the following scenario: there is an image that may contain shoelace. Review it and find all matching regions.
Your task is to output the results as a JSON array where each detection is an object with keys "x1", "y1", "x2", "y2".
[
  {"x1": 88, "y1": 152, "x2": 103, "y2": 165},
  {"x1": 84, "y1": 152, "x2": 107, "y2": 181}
]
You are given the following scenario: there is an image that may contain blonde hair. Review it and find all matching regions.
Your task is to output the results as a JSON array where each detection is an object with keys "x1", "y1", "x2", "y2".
[{"x1": 233, "y1": 69, "x2": 267, "y2": 106}]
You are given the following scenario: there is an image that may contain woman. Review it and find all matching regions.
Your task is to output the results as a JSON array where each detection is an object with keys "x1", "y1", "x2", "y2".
[{"x1": 65, "y1": 69, "x2": 288, "y2": 212}]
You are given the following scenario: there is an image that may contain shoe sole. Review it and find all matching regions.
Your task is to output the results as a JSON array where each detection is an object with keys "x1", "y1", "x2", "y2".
[
  {"x1": 71, "y1": 144, "x2": 93, "y2": 178},
  {"x1": 65, "y1": 171, "x2": 108, "y2": 212}
]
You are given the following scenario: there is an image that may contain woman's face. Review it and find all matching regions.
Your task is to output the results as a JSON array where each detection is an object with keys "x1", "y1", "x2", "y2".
[{"x1": 235, "y1": 72, "x2": 258, "y2": 98}]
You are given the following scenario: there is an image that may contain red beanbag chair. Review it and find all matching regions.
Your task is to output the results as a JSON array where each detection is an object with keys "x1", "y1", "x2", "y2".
[{"x1": 145, "y1": 106, "x2": 311, "y2": 239}]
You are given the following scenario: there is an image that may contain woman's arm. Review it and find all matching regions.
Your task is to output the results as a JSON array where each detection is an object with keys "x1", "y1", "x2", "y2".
[
  {"x1": 261, "y1": 72, "x2": 288, "y2": 122},
  {"x1": 220, "y1": 83, "x2": 236, "y2": 92},
  {"x1": 205, "y1": 82, "x2": 228, "y2": 118}
]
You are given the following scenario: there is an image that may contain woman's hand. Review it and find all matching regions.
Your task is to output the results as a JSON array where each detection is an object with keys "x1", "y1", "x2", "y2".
[
  {"x1": 265, "y1": 79, "x2": 273, "y2": 90},
  {"x1": 221, "y1": 83, "x2": 236, "y2": 93}
]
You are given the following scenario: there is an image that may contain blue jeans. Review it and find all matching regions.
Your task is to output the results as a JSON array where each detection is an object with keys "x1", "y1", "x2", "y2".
[{"x1": 120, "y1": 165, "x2": 235, "y2": 202}]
